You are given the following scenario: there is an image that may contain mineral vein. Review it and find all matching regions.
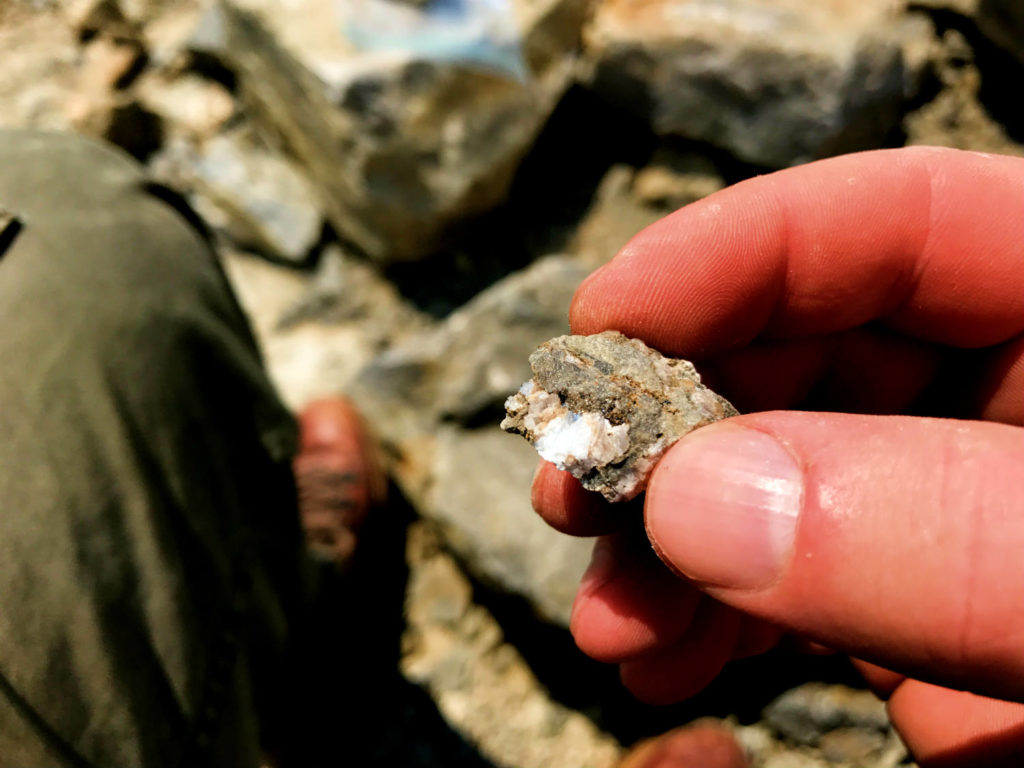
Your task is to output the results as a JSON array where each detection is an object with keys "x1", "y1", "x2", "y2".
[{"x1": 501, "y1": 331, "x2": 737, "y2": 502}]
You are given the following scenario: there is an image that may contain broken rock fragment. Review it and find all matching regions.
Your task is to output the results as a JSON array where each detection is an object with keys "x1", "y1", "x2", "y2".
[{"x1": 501, "y1": 331, "x2": 737, "y2": 502}]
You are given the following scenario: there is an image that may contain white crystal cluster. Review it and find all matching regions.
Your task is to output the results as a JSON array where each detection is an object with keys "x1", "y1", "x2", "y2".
[{"x1": 503, "y1": 381, "x2": 630, "y2": 475}]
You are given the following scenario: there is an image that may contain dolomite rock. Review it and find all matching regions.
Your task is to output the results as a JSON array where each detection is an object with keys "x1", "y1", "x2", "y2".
[{"x1": 502, "y1": 331, "x2": 737, "y2": 502}]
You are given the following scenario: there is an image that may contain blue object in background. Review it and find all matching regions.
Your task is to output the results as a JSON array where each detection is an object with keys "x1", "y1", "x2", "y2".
[{"x1": 340, "y1": 0, "x2": 529, "y2": 81}]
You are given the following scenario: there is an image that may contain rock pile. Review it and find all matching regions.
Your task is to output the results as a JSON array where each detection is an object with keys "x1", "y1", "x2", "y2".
[{"x1": 3, "y1": 0, "x2": 1024, "y2": 765}]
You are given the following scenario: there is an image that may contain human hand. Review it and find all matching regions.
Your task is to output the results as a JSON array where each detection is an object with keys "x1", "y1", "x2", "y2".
[{"x1": 532, "y1": 147, "x2": 1024, "y2": 766}]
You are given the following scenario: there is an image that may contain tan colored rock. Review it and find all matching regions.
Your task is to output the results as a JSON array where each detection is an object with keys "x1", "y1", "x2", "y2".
[
  {"x1": 78, "y1": 34, "x2": 146, "y2": 90},
  {"x1": 231, "y1": 0, "x2": 356, "y2": 67},
  {"x1": 502, "y1": 332, "x2": 737, "y2": 502},
  {"x1": 0, "y1": 7, "x2": 79, "y2": 131},
  {"x1": 65, "y1": 0, "x2": 139, "y2": 42},
  {"x1": 583, "y1": 0, "x2": 932, "y2": 167},
  {"x1": 402, "y1": 524, "x2": 622, "y2": 768},
  {"x1": 222, "y1": 245, "x2": 428, "y2": 410},
  {"x1": 351, "y1": 256, "x2": 595, "y2": 623},
  {"x1": 137, "y1": 72, "x2": 235, "y2": 139}
]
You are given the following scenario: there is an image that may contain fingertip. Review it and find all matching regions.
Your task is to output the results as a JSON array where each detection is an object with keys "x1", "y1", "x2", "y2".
[
  {"x1": 619, "y1": 602, "x2": 742, "y2": 705},
  {"x1": 620, "y1": 721, "x2": 749, "y2": 768},
  {"x1": 648, "y1": 411, "x2": 1024, "y2": 703},
  {"x1": 645, "y1": 422, "x2": 803, "y2": 591},
  {"x1": 570, "y1": 542, "x2": 702, "y2": 663}
]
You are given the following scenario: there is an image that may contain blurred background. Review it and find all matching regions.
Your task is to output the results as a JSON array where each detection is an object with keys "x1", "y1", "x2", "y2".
[{"x1": 2, "y1": 0, "x2": 1023, "y2": 765}]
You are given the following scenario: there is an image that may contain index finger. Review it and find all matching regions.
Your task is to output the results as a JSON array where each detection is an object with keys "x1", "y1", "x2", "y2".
[{"x1": 571, "y1": 147, "x2": 1024, "y2": 357}]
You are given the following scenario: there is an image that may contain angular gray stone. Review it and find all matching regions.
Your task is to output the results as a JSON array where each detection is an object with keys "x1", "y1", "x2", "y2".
[
  {"x1": 188, "y1": 0, "x2": 589, "y2": 262},
  {"x1": 582, "y1": 0, "x2": 933, "y2": 167},
  {"x1": 430, "y1": 426, "x2": 593, "y2": 624},
  {"x1": 350, "y1": 256, "x2": 594, "y2": 624},
  {"x1": 502, "y1": 331, "x2": 737, "y2": 502}
]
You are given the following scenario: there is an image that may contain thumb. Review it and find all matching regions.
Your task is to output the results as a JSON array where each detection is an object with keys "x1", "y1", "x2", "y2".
[{"x1": 644, "y1": 413, "x2": 1024, "y2": 702}]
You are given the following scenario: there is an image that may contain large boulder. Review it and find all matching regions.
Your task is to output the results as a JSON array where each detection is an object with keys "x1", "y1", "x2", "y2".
[
  {"x1": 188, "y1": 0, "x2": 591, "y2": 262},
  {"x1": 582, "y1": 0, "x2": 933, "y2": 167}
]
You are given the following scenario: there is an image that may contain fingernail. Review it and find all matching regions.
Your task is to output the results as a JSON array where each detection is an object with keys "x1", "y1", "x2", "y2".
[{"x1": 646, "y1": 424, "x2": 803, "y2": 590}]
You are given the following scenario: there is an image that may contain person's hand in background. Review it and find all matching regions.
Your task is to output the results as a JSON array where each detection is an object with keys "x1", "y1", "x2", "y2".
[{"x1": 532, "y1": 147, "x2": 1024, "y2": 767}]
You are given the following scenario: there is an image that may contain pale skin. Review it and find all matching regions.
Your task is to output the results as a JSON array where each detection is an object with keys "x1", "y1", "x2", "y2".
[{"x1": 531, "y1": 147, "x2": 1024, "y2": 767}]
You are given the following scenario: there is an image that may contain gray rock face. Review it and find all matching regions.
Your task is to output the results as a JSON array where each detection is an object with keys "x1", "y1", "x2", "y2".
[
  {"x1": 351, "y1": 256, "x2": 595, "y2": 624},
  {"x1": 189, "y1": 0, "x2": 588, "y2": 262},
  {"x1": 187, "y1": 129, "x2": 323, "y2": 263},
  {"x1": 503, "y1": 331, "x2": 736, "y2": 501},
  {"x1": 582, "y1": 0, "x2": 932, "y2": 167}
]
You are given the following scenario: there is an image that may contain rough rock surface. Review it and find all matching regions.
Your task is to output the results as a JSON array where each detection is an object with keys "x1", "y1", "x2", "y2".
[
  {"x1": 351, "y1": 256, "x2": 595, "y2": 624},
  {"x1": 137, "y1": 72, "x2": 235, "y2": 141},
  {"x1": 223, "y1": 245, "x2": 429, "y2": 410},
  {"x1": 582, "y1": 0, "x2": 932, "y2": 167},
  {"x1": 0, "y1": 6, "x2": 79, "y2": 132},
  {"x1": 402, "y1": 523, "x2": 622, "y2": 768},
  {"x1": 502, "y1": 331, "x2": 737, "y2": 502},
  {"x1": 188, "y1": 0, "x2": 588, "y2": 262}
]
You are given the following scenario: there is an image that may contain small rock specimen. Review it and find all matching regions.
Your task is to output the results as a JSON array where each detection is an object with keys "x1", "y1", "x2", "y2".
[{"x1": 502, "y1": 331, "x2": 737, "y2": 502}]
